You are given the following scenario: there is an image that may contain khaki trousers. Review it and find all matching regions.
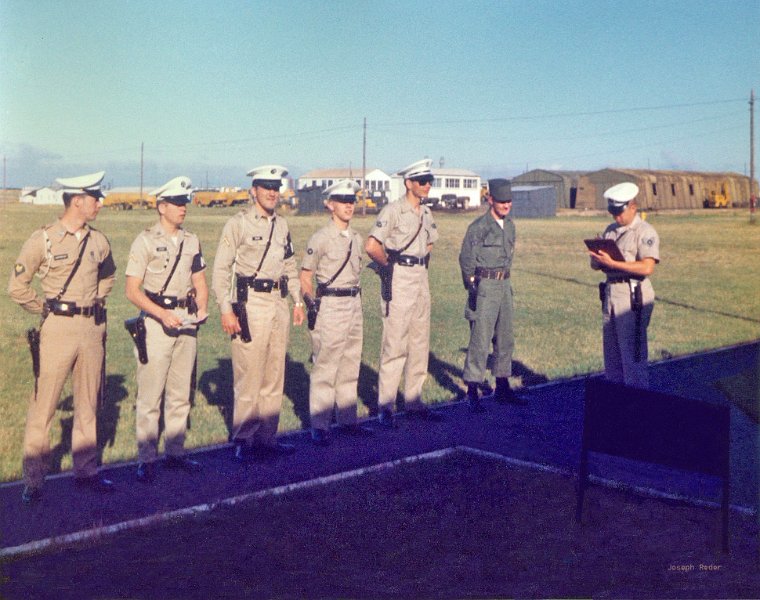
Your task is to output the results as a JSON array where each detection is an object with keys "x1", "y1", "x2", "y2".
[
  {"x1": 377, "y1": 264, "x2": 430, "y2": 411},
  {"x1": 23, "y1": 314, "x2": 104, "y2": 487},
  {"x1": 231, "y1": 292, "x2": 290, "y2": 446},
  {"x1": 135, "y1": 315, "x2": 197, "y2": 462},
  {"x1": 309, "y1": 294, "x2": 363, "y2": 430}
]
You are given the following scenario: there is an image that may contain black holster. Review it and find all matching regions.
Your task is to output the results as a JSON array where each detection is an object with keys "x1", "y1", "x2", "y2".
[
  {"x1": 467, "y1": 278, "x2": 479, "y2": 312},
  {"x1": 27, "y1": 328, "x2": 40, "y2": 379},
  {"x1": 232, "y1": 302, "x2": 252, "y2": 343},
  {"x1": 124, "y1": 314, "x2": 148, "y2": 365},
  {"x1": 379, "y1": 257, "x2": 394, "y2": 317},
  {"x1": 279, "y1": 275, "x2": 289, "y2": 298},
  {"x1": 93, "y1": 302, "x2": 107, "y2": 326},
  {"x1": 304, "y1": 293, "x2": 321, "y2": 331},
  {"x1": 598, "y1": 282, "x2": 607, "y2": 305},
  {"x1": 124, "y1": 315, "x2": 148, "y2": 364},
  {"x1": 187, "y1": 288, "x2": 198, "y2": 315}
]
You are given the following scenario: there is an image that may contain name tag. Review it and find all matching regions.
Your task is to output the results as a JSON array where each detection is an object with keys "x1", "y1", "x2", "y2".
[
  {"x1": 157, "y1": 246, "x2": 168, "y2": 251},
  {"x1": 252, "y1": 236, "x2": 263, "y2": 241},
  {"x1": 54, "y1": 254, "x2": 69, "y2": 260}
]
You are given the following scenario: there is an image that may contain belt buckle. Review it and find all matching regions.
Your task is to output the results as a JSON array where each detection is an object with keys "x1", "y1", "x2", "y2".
[{"x1": 259, "y1": 280, "x2": 274, "y2": 293}]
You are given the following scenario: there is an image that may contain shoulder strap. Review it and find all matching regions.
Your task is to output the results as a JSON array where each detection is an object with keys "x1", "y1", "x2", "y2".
[
  {"x1": 159, "y1": 239, "x2": 185, "y2": 295},
  {"x1": 252, "y1": 218, "x2": 276, "y2": 278},
  {"x1": 397, "y1": 213, "x2": 424, "y2": 254},
  {"x1": 54, "y1": 231, "x2": 90, "y2": 300},
  {"x1": 322, "y1": 239, "x2": 353, "y2": 288}
]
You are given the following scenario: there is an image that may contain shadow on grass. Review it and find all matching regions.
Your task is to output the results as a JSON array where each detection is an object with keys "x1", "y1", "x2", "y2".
[
  {"x1": 285, "y1": 353, "x2": 310, "y2": 430},
  {"x1": 198, "y1": 358, "x2": 234, "y2": 439},
  {"x1": 48, "y1": 374, "x2": 129, "y2": 474}
]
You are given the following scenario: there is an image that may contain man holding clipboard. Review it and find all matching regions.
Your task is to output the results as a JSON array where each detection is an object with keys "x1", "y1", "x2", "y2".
[{"x1": 587, "y1": 182, "x2": 660, "y2": 388}]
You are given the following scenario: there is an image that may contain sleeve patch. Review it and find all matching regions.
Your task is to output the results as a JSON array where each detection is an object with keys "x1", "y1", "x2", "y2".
[{"x1": 14, "y1": 263, "x2": 25, "y2": 276}]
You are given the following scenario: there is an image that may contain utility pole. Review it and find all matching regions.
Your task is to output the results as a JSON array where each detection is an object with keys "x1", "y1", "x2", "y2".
[
  {"x1": 361, "y1": 117, "x2": 367, "y2": 217},
  {"x1": 140, "y1": 142, "x2": 144, "y2": 203},
  {"x1": 750, "y1": 89, "x2": 756, "y2": 223},
  {"x1": 2, "y1": 155, "x2": 6, "y2": 190}
]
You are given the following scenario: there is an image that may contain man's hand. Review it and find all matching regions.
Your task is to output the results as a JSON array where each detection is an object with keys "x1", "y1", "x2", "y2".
[
  {"x1": 220, "y1": 311, "x2": 241, "y2": 335},
  {"x1": 293, "y1": 305, "x2": 305, "y2": 326}
]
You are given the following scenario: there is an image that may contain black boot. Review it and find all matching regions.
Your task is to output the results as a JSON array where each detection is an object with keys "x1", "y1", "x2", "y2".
[
  {"x1": 494, "y1": 377, "x2": 527, "y2": 405},
  {"x1": 466, "y1": 382, "x2": 486, "y2": 413}
]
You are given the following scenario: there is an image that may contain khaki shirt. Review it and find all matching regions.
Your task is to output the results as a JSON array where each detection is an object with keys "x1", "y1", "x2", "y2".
[
  {"x1": 8, "y1": 220, "x2": 116, "y2": 314},
  {"x1": 125, "y1": 222, "x2": 205, "y2": 297},
  {"x1": 602, "y1": 214, "x2": 660, "y2": 279},
  {"x1": 301, "y1": 220, "x2": 363, "y2": 287},
  {"x1": 369, "y1": 197, "x2": 438, "y2": 256},
  {"x1": 212, "y1": 206, "x2": 300, "y2": 314}
]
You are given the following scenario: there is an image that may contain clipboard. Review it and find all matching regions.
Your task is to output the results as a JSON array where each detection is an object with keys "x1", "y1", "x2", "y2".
[{"x1": 584, "y1": 238, "x2": 625, "y2": 262}]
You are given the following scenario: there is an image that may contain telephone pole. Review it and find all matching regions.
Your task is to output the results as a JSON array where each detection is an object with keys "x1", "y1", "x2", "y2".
[
  {"x1": 750, "y1": 90, "x2": 755, "y2": 223},
  {"x1": 361, "y1": 117, "x2": 367, "y2": 217},
  {"x1": 140, "y1": 142, "x2": 144, "y2": 203}
]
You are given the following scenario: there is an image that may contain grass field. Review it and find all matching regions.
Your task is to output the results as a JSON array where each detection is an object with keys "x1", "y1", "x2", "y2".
[{"x1": 1, "y1": 204, "x2": 758, "y2": 482}]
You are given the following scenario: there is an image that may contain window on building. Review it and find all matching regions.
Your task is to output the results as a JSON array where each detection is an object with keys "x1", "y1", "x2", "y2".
[
  {"x1": 445, "y1": 178, "x2": 461, "y2": 188},
  {"x1": 433, "y1": 178, "x2": 442, "y2": 188},
  {"x1": 652, "y1": 183, "x2": 657, "y2": 196},
  {"x1": 671, "y1": 183, "x2": 676, "y2": 196},
  {"x1": 463, "y1": 178, "x2": 477, "y2": 189},
  {"x1": 689, "y1": 184, "x2": 694, "y2": 196}
]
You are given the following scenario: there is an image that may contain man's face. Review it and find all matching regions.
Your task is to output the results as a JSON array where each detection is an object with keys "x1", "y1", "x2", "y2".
[
  {"x1": 77, "y1": 193, "x2": 103, "y2": 221},
  {"x1": 328, "y1": 199, "x2": 355, "y2": 224},
  {"x1": 609, "y1": 201, "x2": 636, "y2": 226},
  {"x1": 488, "y1": 196, "x2": 512, "y2": 219},
  {"x1": 406, "y1": 176, "x2": 433, "y2": 200},
  {"x1": 251, "y1": 182, "x2": 280, "y2": 214},
  {"x1": 158, "y1": 200, "x2": 187, "y2": 226}
]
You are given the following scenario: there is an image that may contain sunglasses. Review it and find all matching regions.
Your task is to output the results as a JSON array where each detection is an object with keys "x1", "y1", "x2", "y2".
[
  {"x1": 412, "y1": 177, "x2": 434, "y2": 186},
  {"x1": 255, "y1": 181, "x2": 281, "y2": 191}
]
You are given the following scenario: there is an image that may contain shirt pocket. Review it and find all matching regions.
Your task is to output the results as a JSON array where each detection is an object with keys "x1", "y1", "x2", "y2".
[{"x1": 146, "y1": 246, "x2": 172, "y2": 274}]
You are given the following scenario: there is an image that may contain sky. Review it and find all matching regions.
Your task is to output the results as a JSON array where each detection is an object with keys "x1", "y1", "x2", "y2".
[{"x1": 0, "y1": 0, "x2": 758, "y2": 189}]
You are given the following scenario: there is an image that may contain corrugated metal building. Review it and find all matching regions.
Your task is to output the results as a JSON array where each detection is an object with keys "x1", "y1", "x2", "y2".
[
  {"x1": 511, "y1": 186, "x2": 556, "y2": 218},
  {"x1": 575, "y1": 168, "x2": 756, "y2": 210},
  {"x1": 511, "y1": 169, "x2": 584, "y2": 208}
]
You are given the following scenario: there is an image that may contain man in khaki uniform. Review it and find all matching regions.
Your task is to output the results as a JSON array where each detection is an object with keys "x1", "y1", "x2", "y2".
[
  {"x1": 300, "y1": 180, "x2": 372, "y2": 446},
  {"x1": 212, "y1": 165, "x2": 305, "y2": 461},
  {"x1": 8, "y1": 171, "x2": 116, "y2": 503},
  {"x1": 589, "y1": 182, "x2": 660, "y2": 388},
  {"x1": 365, "y1": 159, "x2": 442, "y2": 427},
  {"x1": 125, "y1": 176, "x2": 209, "y2": 483}
]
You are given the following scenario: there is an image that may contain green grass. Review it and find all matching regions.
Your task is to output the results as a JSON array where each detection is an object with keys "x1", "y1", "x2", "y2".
[{"x1": 1, "y1": 204, "x2": 758, "y2": 481}]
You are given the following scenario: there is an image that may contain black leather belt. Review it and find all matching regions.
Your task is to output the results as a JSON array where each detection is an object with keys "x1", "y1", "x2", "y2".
[
  {"x1": 145, "y1": 291, "x2": 191, "y2": 309},
  {"x1": 238, "y1": 276, "x2": 280, "y2": 293},
  {"x1": 46, "y1": 300, "x2": 95, "y2": 317},
  {"x1": 318, "y1": 286, "x2": 361, "y2": 297},
  {"x1": 475, "y1": 267, "x2": 510, "y2": 280},
  {"x1": 393, "y1": 254, "x2": 429, "y2": 267},
  {"x1": 606, "y1": 276, "x2": 640, "y2": 284}
]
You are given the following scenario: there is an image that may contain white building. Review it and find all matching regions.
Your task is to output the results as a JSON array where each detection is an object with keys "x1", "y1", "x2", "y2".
[
  {"x1": 20, "y1": 186, "x2": 62, "y2": 205},
  {"x1": 297, "y1": 168, "x2": 391, "y2": 201},
  {"x1": 389, "y1": 167, "x2": 482, "y2": 209}
]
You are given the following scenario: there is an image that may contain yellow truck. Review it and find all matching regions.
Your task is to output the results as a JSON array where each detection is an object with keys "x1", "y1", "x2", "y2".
[
  {"x1": 704, "y1": 184, "x2": 731, "y2": 208},
  {"x1": 102, "y1": 191, "x2": 156, "y2": 210}
]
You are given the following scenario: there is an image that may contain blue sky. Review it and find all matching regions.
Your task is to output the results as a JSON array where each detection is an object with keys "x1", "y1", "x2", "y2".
[{"x1": 1, "y1": 0, "x2": 757, "y2": 188}]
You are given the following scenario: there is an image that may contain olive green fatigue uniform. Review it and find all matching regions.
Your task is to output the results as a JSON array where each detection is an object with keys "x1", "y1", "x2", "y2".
[
  {"x1": 212, "y1": 207, "x2": 300, "y2": 447},
  {"x1": 126, "y1": 223, "x2": 206, "y2": 463},
  {"x1": 600, "y1": 214, "x2": 659, "y2": 388},
  {"x1": 8, "y1": 221, "x2": 115, "y2": 488},
  {"x1": 302, "y1": 221, "x2": 364, "y2": 431},
  {"x1": 459, "y1": 211, "x2": 516, "y2": 384},
  {"x1": 369, "y1": 198, "x2": 439, "y2": 412}
]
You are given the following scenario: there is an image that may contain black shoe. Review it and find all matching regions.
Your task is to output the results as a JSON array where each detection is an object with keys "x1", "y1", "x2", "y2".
[
  {"x1": 74, "y1": 475, "x2": 115, "y2": 493},
  {"x1": 494, "y1": 378, "x2": 528, "y2": 405},
  {"x1": 164, "y1": 455, "x2": 202, "y2": 472},
  {"x1": 21, "y1": 485, "x2": 42, "y2": 504},
  {"x1": 338, "y1": 423, "x2": 374, "y2": 437},
  {"x1": 136, "y1": 462, "x2": 156, "y2": 483},
  {"x1": 405, "y1": 407, "x2": 444, "y2": 422},
  {"x1": 376, "y1": 409, "x2": 397, "y2": 429},
  {"x1": 251, "y1": 441, "x2": 297, "y2": 459},
  {"x1": 311, "y1": 428, "x2": 331, "y2": 447},
  {"x1": 466, "y1": 382, "x2": 486, "y2": 413}
]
